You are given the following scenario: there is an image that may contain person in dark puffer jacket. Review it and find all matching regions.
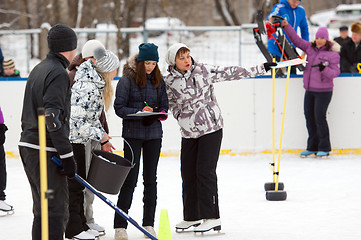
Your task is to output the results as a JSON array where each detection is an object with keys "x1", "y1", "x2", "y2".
[{"x1": 113, "y1": 43, "x2": 168, "y2": 240}]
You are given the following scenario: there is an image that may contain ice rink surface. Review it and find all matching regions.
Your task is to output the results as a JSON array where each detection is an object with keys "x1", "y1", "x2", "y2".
[{"x1": 2, "y1": 153, "x2": 361, "y2": 240}]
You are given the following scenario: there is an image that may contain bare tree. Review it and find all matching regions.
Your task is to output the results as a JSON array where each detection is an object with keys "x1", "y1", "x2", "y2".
[{"x1": 214, "y1": 0, "x2": 240, "y2": 25}]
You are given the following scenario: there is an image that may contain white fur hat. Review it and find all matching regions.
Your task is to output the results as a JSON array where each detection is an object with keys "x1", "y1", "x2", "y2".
[
  {"x1": 165, "y1": 43, "x2": 190, "y2": 66},
  {"x1": 82, "y1": 40, "x2": 106, "y2": 60},
  {"x1": 95, "y1": 50, "x2": 120, "y2": 73}
]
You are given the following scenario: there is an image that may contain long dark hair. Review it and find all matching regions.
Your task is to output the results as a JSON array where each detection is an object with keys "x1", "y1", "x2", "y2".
[
  {"x1": 135, "y1": 61, "x2": 163, "y2": 88},
  {"x1": 311, "y1": 40, "x2": 332, "y2": 51}
]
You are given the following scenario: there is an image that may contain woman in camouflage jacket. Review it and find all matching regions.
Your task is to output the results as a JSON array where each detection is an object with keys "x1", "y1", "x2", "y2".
[{"x1": 165, "y1": 43, "x2": 274, "y2": 233}]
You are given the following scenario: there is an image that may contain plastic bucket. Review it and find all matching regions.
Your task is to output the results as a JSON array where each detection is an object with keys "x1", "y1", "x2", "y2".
[{"x1": 87, "y1": 149, "x2": 134, "y2": 195}]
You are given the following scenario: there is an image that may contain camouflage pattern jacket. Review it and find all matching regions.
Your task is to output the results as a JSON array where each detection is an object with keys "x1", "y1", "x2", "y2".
[{"x1": 165, "y1": 59, "x2": 266, "y2": 138}]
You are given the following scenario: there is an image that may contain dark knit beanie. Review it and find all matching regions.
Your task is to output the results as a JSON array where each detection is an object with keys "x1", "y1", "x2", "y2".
[
  {"x1": 47, "y1": 24, "x2": 77, "y2": 53},
  {"x1": 137, "y1": 43, "x2": 159, "y2": 62}
]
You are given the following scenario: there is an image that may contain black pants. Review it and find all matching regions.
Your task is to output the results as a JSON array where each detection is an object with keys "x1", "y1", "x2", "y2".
[
  {"x1": 304, "y1": 91, "x2": 333, "y2": 152},
  {"x1": 65, "y1": 143, "x2": 89, "y2": 238},
  {"x1": 180, "y1": 129, "x2": 223, "y2": 221},
  {"x1": 114, "y1": 138, "x2": 162, "y2": 228},
  {"x1": 19, "y1": 146, "x2": 68, "y2": 240},
  {"x1": 0, "y1": 144, "x2": 6, "y2": 201}
]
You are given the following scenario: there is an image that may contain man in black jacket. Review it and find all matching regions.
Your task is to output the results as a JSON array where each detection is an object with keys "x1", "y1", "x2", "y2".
[
  {"x1": 340, "y1": 22, "x2": 361, "y2": 73},
  {"x1": 19, "y1": 24, "x2": 77, "y2": 240}
]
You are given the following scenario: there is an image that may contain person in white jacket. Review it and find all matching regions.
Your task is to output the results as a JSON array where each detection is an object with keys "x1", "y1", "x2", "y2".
[
  {"x1": 165, "y1": 43, "x2": 275, "y2": 233},
  {"x1": 66, "y1": 49, "x2": 119, "y2": 240}
]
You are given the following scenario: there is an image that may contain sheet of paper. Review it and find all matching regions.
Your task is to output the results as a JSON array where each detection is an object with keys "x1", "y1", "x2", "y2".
[
  {"x1": 271, "y1": 58, "x2": 308, "y2": 69},
  {"x1": 127, "y1": 112, "x2": 168, "y2": 117}
]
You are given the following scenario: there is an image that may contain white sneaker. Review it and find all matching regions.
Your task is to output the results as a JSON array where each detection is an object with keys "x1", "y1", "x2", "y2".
[
  {"x1": 114, "y1": 228, "x2": 128, "y2": 240},
  {"x1": 86, "y1": 229, "x2": 99, "y2": 239},
  {"x1": 87, "y1": 222, "x2": 105, "y2": 236},
  {"x1": 143, "y1": 226, "x2": 157, "y2": 238},
  {"x1": 0, "y1": 200, "x2": 13, "y2": 212},
  {"x1": 175, "y1": 220, "x2": 202, "y2": 230},
  {"x1": 72, "y1": 231, "x2": 96, "y2": 240},
  {"x1": 193, "y1": 218, "x2": 221, "y2": 232}
]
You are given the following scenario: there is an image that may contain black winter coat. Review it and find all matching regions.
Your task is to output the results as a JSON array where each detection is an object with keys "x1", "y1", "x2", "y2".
[
  {"x1": 340, "y1": 39, "x2": 361, "y2": 73},
  {"x1": 20, "y1": 52, "x2": 73, "y2": 157}
]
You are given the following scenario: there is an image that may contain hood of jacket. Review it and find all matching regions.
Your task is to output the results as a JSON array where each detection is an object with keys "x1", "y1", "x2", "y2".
[
  {"x1": 74, "y1": 59, "x2": 105, "y2": 90},
  {"x1": 123, "y1": 54, "x2": 138, "y2": 80},
  {"x1": 68, "y1": 53, "x2": 82, "y2": 72}
]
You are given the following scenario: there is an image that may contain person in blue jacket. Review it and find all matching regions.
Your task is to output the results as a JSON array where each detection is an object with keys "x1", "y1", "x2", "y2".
[{"x1": 267, "y1": 0, "x2": 309, "y2": 74}]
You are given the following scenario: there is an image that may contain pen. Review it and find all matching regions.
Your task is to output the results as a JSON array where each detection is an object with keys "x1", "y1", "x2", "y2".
[{"x1": 144, "y1": 101, "x2": 149, "y2": 107}]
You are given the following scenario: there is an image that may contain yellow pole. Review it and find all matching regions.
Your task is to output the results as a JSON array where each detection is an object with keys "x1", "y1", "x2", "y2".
[
  {"x1": 38, "y1": 108, "x2": 49, "y2": 240},
  {"x1": 272, "y1": 58, "x2": 276, "y2": 183},
  {"x1": 275, "y1": 66, "x2": 291, "y2": 192}
]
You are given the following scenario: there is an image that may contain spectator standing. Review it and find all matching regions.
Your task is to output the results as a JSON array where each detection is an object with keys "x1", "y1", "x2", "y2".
[
  {"x1": 0, "y1": 106, "x2": 13, "y2": 215},
  {"x1": 68, "y1": 39, "x2": 114, "y2": 236},
  {"x1": 66, "y1": 48, "x2": 119, "y2": 240},
  {"x1": 340, "y1": 22, "x2": 361, "y2": 73},
  {"x1": 282, "y1": 20, "x2": 341, "y2": 157},
  {"x1": 113, "y1": 43, "x2": 168, "y2": 240},
  {"x1": 18, "y1": 24, "x2": 77, "y2": 240},
  {"x1": 164, "y1": 43, "x2": 275, "y2": 233},
  {"x1": 2, "y1": 59, "x2": 20, "y2": 77},
  {"x1": 267, "y1": 0, "x2": 309, "y2": 74},
  {"x1": 334, "y1": 26, "x2": 351, "y2": 47}
]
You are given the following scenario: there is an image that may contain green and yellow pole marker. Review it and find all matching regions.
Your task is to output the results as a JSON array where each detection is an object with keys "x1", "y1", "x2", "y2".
[
  {"x1": 264, "y1": 59, "x2": 284, "y2": 192},
  {"x1": 38, "y1": 108, "x2": 49, "y2": 240},
  {"x1": 266, "y1": 66, "x2": 290, "y2": 201}
]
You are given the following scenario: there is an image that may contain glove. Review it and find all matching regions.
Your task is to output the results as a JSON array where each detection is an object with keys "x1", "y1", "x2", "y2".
[
  {"x1": 0, "y1": 124, "x2": 8, "y2": 145},
  {"x1": 59, "y1": 156, "x2": 77, "y2": 178},
  {"x1": 158, "y1": 110, "x2": 168, "y2": 121},
  {"x1": 263, "y1": 62, "x2": 278, "y2": 72},
  {"x1": 318, "y1": 63, "x2": 326, "y2": 72}
]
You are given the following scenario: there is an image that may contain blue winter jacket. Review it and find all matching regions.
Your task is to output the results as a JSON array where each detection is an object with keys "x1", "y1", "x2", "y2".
[
  {"x1": 267, "y1": 0, "x2": 309, "y2": 57},
  {"x1": 114, "y1": 55, "x2": 169, "y2": 140}
]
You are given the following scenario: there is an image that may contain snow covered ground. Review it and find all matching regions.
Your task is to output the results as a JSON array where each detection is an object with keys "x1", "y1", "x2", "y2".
[{"x1": 2, "y1": 153, "x2": 361, "y2": 240}]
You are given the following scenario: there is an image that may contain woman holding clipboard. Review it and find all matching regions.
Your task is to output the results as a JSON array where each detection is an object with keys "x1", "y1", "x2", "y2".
[{"x1": 113, "y1": 43, "x2": 168, "y2": 240}]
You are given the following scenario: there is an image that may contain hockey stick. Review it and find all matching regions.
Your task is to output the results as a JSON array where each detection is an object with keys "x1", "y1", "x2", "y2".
[{"x1": 50, "y1": 156, "x2": 158, "y2": 240}]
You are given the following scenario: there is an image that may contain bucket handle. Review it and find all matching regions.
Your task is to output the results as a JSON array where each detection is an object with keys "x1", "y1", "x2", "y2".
[{"x1": 95, "y1": 137, "x2": 134, "y2": 165}]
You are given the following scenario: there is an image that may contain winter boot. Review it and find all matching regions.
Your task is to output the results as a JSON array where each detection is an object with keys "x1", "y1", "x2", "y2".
[
  {"x1": 300, "y1": 150, "x2": 317, "y2": 158},
  {"x1": 143, "y1": 226, "x2": 157, "y2": 238},
  {"x1": 114, "y1": 228, "x2": 128, "y2": 240}
]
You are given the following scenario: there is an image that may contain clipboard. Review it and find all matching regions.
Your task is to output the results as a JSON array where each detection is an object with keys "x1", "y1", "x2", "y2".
[{"x1": 127, "y1": 111, "x2": 168, "y2": 117}]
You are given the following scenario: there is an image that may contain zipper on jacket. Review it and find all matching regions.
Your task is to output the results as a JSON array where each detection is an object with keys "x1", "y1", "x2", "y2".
[
  {"x1": 206, "y1": 105, "x2": 217, "y2": 123},
  {"x1": 192, "y1": 77, "x2": 197, "y2": 95}
]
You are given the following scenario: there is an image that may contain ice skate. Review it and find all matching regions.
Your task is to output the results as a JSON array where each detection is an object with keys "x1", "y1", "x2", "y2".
[
  {"x1": 175, "y1": 220, "x2": 202, "y2": 231},
  {"x1": 316, "y1": 151, "x2": 329, "y2": 158},
  {"x1": 71, "y1": 231, "x2": 96, "y2": 240},
  {"x1": 193, "y1": 219, "x2": 221, "y2": 233},
  {"x1": 300, "y1": 150, "x2": 317, "y2": 158},
  {"x1": 87, "y1": 222, "x2": 105, "y2": 236},
  {"x1": 0, "y1": 200, "x2": 14, "y2": 216}
]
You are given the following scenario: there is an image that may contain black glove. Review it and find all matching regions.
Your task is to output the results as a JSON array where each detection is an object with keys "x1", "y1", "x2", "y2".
[
  {"x1": 318, "y1": 63, "x2": 326, "y2": 72},
  {"x1": 59, "y1": 156, "x2": 77, "y2": 178},
  {"x1": 263, "y1": 62, "x2": 278, "y2": 72},
  {"x1": 0, "y1": 124, "x2": 8, "y2": 145}
]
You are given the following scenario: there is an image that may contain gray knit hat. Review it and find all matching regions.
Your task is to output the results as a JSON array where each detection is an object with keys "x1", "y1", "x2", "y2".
[
  {"x1": 165, "y1": 43, "x2": 190, "y2": 65},
  {"x1": 95, "y1": 50, "x2": 120, "y2": 73}
]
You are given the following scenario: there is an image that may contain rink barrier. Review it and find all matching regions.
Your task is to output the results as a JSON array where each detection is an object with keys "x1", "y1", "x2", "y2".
[{"x1": 6, "y1": 148, "x2": 361, "y2": 159}]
